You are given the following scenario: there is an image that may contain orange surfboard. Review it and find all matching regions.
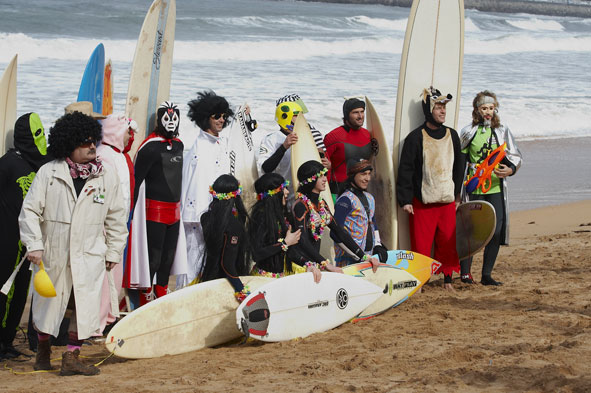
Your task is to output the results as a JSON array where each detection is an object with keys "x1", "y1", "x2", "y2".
[{"x1": 102, "y1": 59, "x2": 113, "y2": 115}]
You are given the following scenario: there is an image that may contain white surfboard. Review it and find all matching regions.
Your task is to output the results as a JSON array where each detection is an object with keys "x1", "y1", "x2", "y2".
[
  {"x1": 290, "y1": 114, "x2": 336, "y2": 261},
  {"x1": 393, "y1": 0, "x2": 465, "y2": 249},
  {"x1": 343, "y1": 262, "x2": 423, "y2": 322},
  {"x1": 126, "y1": 0, "x2": 176, "y2": 158},
  {"x1": 364, "y1": 96, "x2": 396, "y2": 249},
  {"x1": 236, "y1": 272, "x2": 382, "y2": 342},
  {"x1": 105, "y1": 276, "x2": 272, "y2": 359},
  {"x1": 228, "y1": 103, "x2": 258, "y2": 209},
  {"x1": 0, "y1": 54, "x2": 17, "y2": 155}
]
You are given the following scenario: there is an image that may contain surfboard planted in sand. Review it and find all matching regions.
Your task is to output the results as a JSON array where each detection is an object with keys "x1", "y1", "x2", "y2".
[
  {"x1": 77, "y1": 43, "x2": 105, "y2": 113},
  {"x1": 0, "y1": 54, "x2": 17, "y2": 155},
  {"x1": 228, "y1": 103, "x2": 258, "y2": 209},
  {"x1": 126, "y1": 0, "x2": 176, "y2": 157},
  {"x1": 393, "y1": 0, "x2": 465, "y2": 249},
  {"x1": 364, "y1": 96, "x2": 396, "y2": 250}
]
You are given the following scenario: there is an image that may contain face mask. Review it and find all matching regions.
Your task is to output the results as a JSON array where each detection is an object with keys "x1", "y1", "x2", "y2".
[
  {"x1": 156, "y1": 101, "x2": 180, "y2": 139},
  {"x1": 29, "y1": 113, "x2": 47, "y2": 155}
]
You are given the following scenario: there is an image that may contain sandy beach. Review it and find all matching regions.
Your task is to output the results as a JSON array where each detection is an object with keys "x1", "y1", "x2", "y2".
[{"x1": 3, "y1": 193, "x2": 590, "y2": 392}]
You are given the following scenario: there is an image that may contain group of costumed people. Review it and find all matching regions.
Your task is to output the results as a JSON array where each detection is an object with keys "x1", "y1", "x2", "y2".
[{"x1": 0, "y1": 87, "x2": 521, "y2": 377}]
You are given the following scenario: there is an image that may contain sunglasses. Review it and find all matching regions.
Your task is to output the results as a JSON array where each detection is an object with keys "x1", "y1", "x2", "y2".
[
  {"x1": 210, "y1": 113, "x2": 228, "y2": 120},
  {"x1": 79, "y1": 138, "x2": 97, "y2": 148}
]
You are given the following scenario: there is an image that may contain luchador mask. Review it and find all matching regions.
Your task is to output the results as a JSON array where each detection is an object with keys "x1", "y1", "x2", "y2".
[{"x1": 156, "y1": 101, "x2": 180, "y2": 139}]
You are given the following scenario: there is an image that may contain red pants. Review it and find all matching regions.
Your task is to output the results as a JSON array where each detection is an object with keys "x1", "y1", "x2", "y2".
[{"x1": 409, "y1": 198, "x2": 459, "y2": 276}]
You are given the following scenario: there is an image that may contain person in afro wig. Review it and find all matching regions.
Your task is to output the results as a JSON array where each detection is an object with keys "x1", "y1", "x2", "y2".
[
  {"x1": 187, "y1": 90, "x2": 234, "y2": 132},
  {"x1": 180, "y1": 90, "x2": 236, "y2": 288},
  {"x1": 48, "y1": 112, "x2": 102, "y2": 160}
]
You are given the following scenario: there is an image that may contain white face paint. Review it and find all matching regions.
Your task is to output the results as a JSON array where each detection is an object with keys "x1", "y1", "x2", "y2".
[{"x1": 161, "y1": 109, "x2": 179, "y2": 134}]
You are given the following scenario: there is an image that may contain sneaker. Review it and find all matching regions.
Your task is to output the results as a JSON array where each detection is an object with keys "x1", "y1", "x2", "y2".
[{"x1": 461, "y1": 273, "x2": 475, "y2": 284}]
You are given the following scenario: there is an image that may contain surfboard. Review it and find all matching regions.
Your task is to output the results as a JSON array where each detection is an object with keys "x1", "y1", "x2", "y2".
[
  {"x1": 383, "y1": 249, "x2": 441, "y2": 289},
  {"x1": 126, "y1": 0, "x2": 176, "y2": 157},
  {"x1": 456, "y1": 200, "x2": 496, "y2": 260},
  {"x1": 392, "y1": 0, "x2": 465, "y2": 249},
  {"x1": 343, "y1": 262, "x2": 423, "y2": 322},
  {"x1": 291, "y1": 114, "x2": 336, "y2": 261},
  {"x1": 102, "y1": 59, "x2": 113, "y2": 116},
  {"x1": 105, "y1": 276, "x2": 272, "y2": 358},
  {"x1": 228, "y1": 103, "x2": 258, "y2": 209},
  {"x1": 236, "y1": 272, "x2": 382, "y2": 342},
  {"x1": 364, "y1": 96, "x2": 396, "y2": 249},
  {"x1": 77, "y1": 43, "x2": 105, "y2": 113},
  {"x1": 0, "y1": 54, "x2": 17, "y2": 156}
]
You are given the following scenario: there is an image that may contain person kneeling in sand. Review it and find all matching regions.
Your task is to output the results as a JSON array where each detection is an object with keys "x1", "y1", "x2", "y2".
[
  {"x1": 459, "y1": 90, "x2": 522, "y2": 286},
  {"x1": 290, "y1": 160, "x2": 379, "y2": 283}
]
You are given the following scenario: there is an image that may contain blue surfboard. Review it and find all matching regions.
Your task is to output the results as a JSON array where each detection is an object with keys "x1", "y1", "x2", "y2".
[{"x1": 77, "y1": 43, "x2": 105, "y2": 113}]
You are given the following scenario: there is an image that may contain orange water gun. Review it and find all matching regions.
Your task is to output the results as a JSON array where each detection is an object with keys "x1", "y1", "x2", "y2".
[{"x1": 464, "y1": 142, "x2": 507, "y2": 194}]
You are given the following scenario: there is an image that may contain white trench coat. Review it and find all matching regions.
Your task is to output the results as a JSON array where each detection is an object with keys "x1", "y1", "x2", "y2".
[{"x1": 19, "y1": 160, "x2": 128, "y2": 339}]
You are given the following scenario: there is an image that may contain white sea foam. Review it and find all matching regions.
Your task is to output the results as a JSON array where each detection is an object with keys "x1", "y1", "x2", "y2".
[
  {"x1": 347, "y1": 15, "x2": 407, "y2": 31},
  {"x1": 507, "y1": 18, "x2": 564, "y2": 32}
]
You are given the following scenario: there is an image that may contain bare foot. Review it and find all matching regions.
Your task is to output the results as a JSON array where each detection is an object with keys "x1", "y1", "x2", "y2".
[{"x1": 444, "y1": 283, "x2": 455, "y2": 292}]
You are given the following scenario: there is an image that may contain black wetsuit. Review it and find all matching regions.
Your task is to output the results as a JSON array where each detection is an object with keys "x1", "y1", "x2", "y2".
[
  {"x1": 133, "y1": 136, "x2": 183, "y2": 287},
  {"x1": 200, "y1": 212, "x2": 247, "y2": 292}
]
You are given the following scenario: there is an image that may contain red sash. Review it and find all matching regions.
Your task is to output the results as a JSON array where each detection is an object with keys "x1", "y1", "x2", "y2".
[{"x1": 145, "y1": 199, "x2": 180, "y2": 225}]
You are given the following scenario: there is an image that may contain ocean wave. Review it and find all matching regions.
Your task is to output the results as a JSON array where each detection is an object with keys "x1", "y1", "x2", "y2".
[
  {"x1": 466, "y1": 34, "x2": 591, "y2": 54},
  {"x1": 506, "y1": 18, "x2": 564, "y2": 32},
  {"x1": 0, "y1": 33, "x2": 404, "y2": 63},
  {"x1": 464, "y1": 18, "x2": 480, "y2": 33},
  {"x1": 346, "y1": 15, "x2": 407, "y2": 31}
]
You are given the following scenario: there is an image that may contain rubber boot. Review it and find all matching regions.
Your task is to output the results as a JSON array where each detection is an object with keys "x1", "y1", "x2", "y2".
[
  {"x1": 34, "y1": 340, "x2": 54, "y2": 371},
  {"x1": 60, "y1": 349, "x2": 100, "y2": 376}
]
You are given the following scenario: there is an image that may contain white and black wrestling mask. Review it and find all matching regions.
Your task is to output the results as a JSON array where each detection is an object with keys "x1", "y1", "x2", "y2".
[{"x1": 156, "y1": 101, "x2": 180, "y2": 139}]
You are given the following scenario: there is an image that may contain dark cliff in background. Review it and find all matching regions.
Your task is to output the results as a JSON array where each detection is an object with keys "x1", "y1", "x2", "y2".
[{"x1": 301, "y1": 0, "x2": 591, "y2": 18}]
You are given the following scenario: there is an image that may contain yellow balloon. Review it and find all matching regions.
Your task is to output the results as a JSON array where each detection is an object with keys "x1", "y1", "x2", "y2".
[{"x1": 34, "y1": 261, "x2": 56, "y2": 298}]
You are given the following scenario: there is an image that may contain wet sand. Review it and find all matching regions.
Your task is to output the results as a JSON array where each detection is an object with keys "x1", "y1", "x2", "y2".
[{"x1": 3, "y1": 197, "x2": 590, "y2": 392}]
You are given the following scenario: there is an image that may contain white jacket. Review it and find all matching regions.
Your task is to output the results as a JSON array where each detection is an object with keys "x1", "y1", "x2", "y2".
[{"x1": 19, "y1": 160, "x2": 128, "y2": 339}]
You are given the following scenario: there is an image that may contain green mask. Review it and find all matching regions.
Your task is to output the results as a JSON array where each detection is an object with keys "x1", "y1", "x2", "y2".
[{"x1": 29, "y1": 113, "x2": 47, "y2": 156}]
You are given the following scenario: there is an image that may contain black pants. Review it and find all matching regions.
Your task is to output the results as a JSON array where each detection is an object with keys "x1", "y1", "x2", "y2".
[
  {"x1": 460, "y1": 192, "x2": 504, "y2": 277},
  {"x1": 146, "y1": 220, "x2": 180, "y2": 287},
  {"x1": 0, "y1": 254, "x2": 30, "y2": 347}
]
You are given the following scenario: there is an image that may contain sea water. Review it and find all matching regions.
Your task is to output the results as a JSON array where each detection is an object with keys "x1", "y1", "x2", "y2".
[{"x1": 1, "y1": 0, "x2": 590, "y2": 209}]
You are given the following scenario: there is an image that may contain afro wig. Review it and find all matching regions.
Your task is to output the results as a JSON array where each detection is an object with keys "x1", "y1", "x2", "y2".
[
  {"x1": 187, "y1": 90, "x2": 234, "y2": 131},
  {"x1": 48, "y1": 111, "x2": 102, "y2": 159}
]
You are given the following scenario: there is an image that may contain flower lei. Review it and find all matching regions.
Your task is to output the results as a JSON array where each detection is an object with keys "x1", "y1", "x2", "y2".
[
  {"x1": 209, "y1": 184, "x2": 242, "y2": 200},
  {"x1": 234, "y1": 285, "x2": 251, "y2": 303},
  {"x1": 257, "y1": 180, "x2": 289, "y2": 201},
  {"x1": 299, "y1": 167, "x2": 328, "y2": 186},
  {"x1": 296, "y1": 192, "x2": 331, "y2": 241}
]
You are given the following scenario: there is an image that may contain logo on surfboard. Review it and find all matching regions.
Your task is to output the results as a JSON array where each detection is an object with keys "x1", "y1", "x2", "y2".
[{"x1": 336, "y1": 288, "x2": 348, "y2": 309}]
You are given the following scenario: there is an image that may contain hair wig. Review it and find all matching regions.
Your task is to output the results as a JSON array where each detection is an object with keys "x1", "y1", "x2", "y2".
[
  {"x1": 472, "y1": 90, "x2": 501, "y2": 129},
  {"x1": 296, "y1": 160, "x2": 325, "y2": 195},
  {"x1": 199, "y1": 174, "x2": 250, "y2": 281},
  {"x1": 187, "y1": 90, "x2": 234, "y2": 132},
  {"x1": 48, "y1": 112, "x2": 102, "y2": 159}
]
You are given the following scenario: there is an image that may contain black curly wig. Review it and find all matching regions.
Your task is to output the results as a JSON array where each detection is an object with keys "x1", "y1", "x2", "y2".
[
  {"x1": 48, "y1": 112, "x2": 102, "y2": 159},
  {"x1": 187, "y1": 90, "x2": 234, "y2": 131}
]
